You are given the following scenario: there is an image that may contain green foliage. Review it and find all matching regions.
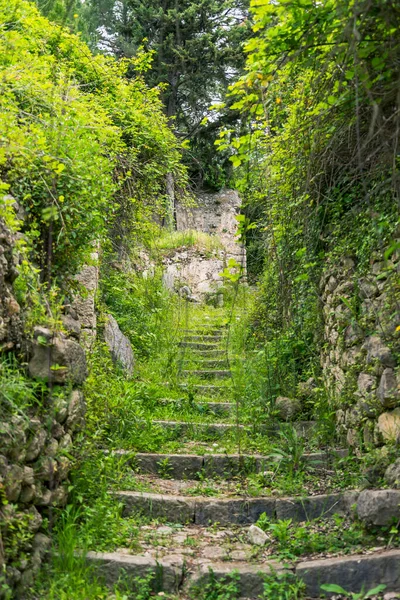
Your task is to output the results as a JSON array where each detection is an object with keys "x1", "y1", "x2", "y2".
[
  {"x1": 0, "y1": 356, "x2": 47, "y2": 418},
  {"x1": 0, "y1": 0, "x2": 185, "y2": 283},
  {"x1": 260, "y1": 571, "x2": 306, "y2": 600},
  {"x1": 255, "y1": 514, "x2": 393, "y2": 561},
  {"x1": 190, "y1": 569, "x2": 241, "y2": 600},
  {"x1": 320, "y1": 583, "x2": 387, "y2": 600},
  {"x1": 215, "y1": 0, "x2": 400, "y2": 408}
]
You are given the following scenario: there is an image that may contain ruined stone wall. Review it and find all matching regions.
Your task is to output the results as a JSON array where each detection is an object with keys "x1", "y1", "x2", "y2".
[
  {"x1": 163, "y1": 189, "x2": 246, "y2": 299},
  {"x1": 0, "y1": 215, "x2": 89, "y2": 598},
  {"x1": 320, "y1": 237, "x2": 400, "y2": 450}
]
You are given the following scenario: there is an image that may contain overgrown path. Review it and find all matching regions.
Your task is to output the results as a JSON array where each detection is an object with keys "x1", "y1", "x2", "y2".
[{"x1": 83, "y1": 306, "x2": 400, "y2": 599}]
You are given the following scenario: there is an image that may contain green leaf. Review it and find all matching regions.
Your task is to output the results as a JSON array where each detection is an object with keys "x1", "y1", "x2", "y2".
[{"x1": 320, "y1": 584, "x2": 348, "y2": 594}]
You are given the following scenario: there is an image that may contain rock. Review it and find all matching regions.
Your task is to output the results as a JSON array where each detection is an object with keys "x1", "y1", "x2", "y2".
[
  {"x1": 53, "y1": 396, "x2": 68, "y2": 424},
  {"x1": 65, "y1": 390, "x2": 86, "y2": 432},
  {"x1": 33, "y1": 327, "x2": 53, "y2": 342},
  {"x1": 4, "y1": 464, "x2": 24, "y2": 502},
  {"x1": 363, "y1": 336, "x2": 396, "y2": 368},
  {"x1": 61, "y1": 313, "x2": 81, "y2": 339},
  {"x1": 25, "y1": 427, "x2": 47, "y2": 462},
  {"x1": 104, "y1": 314, "x2": 135, "y2": 376},
  {"x1": 357, "y1": 373, "x2": 377, "y2": 396},
  {"x1": 45, "y1": 438, "x2": 59, "y2": 457},
  {"x1": 377, "y1": 369, "x2": 399, "y2": 408},
  {"x1": 29, "y1": 336, "x2": 87, "y2": 385},
  {"x1": 22, "y1": 466, "x2": 35, "y2": 486},
  {"x1": 344, "y1": 324, "x2": 363, "y2": 346},
  {"x1": 357, "y1": 489, "x2": 400, "y2": 526},
  {"x1": 275, "y1": 396, "x2": 301, "y2": 421},
  {"x1": 58, "y1": 433, "x2": 73, "y2": 451},
  {"x1": 26, "y1": 507, "x2": 43, "y2": 533},
  {"x1": 385, "y1": 459, "x2": 400, "y2": 489},
  {"x1": 377, "y1": 409, "x2": 400, "y2": 443},
  {"x1": 358, "y1": 278, "x2": 378, "y2": 299},
  {"x1": 247, "y1": 525, "x2": 268, "y2": 546}
]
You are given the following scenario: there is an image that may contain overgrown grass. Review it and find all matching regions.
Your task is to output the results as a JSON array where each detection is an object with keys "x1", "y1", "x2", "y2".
[{"x1": 152, "y1": 229, "x2": 223, "y2": 254}]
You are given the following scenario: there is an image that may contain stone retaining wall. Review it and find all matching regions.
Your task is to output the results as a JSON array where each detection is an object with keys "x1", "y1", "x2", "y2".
[
  {"x1": 320, "y1": 237, "x2": 400, "y2": 449},
  {"x1": 0, "y1": 214, "x2": 88, "y2": 597},
  {"x1": 163, "y1": 189, "x2": 246, "y2": 299}
]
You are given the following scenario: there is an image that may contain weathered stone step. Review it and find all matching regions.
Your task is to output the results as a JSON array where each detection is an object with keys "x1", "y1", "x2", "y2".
[
  {"x1": 152, "y1": 420, "x2": 244, "y2": 436},
  {"x1": 181, "y1": 370, "x2": 231, "y2": 380},
  {"x1": 152, "y1": 419, "x2": 318, "y2": 437},
  {"x1": 158, "y1": 398, "x2": 234, "y2": 417},
  {"x1": 178, "y1": 383, "x2": 229, "y2": 396},
  {"x1": 87, "y1": 548, "x2": 400, "y2": 599},
  {"x1": 115, "y1": 490, "x2": 358, "y2": 525},
  {"x1": 180, "y1": 342, "x2": 220, "y2": 350},
  {"x1": 184, "y1": 335, "x2": 223, "y2": 342},
  {"x1": 184, "y1": 360, "x2": 229, "y2": 369},
  {"x1": 111, "y1": 450, "x2": 347, "y2": 480},
  {"x1": 184, "y1": 329, "x2": 224, "y2": 336}
]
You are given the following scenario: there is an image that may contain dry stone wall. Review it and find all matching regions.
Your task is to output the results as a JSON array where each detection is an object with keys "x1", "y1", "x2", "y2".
[
  {"x1": 163, "y1": 189, "x2": 246, "y2": 299},
  {"x1": 320, "y1": 237, "x2": 400, "y2": 450},
  {"x1": 0, "y1": 215, "x2": 88, "y2": 598}
]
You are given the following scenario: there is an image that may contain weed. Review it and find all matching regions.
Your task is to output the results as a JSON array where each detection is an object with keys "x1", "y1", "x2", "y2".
[
  {"x1": 190, "y1": 569, "x2": 241, "y2": 600},
  {"x1": 320, "y1": 583, "x2": 387, "y2": 599},
  {"x1": 260, "y1": 571, "x2": 306, "y2": 600}
]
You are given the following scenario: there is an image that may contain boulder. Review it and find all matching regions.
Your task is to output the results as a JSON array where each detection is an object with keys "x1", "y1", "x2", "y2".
[
  {"x1": 385, "y1": 459, "x2": 400, "y2": 489},
  {"x1": 377, "y1": 369, "x2": 399, "y2": 409},
  {"x1": 357, "y1": 489, "x2": 400, "y2": 526},
  {"x1": 377, "y1": 409, "x2": 400, "y2": 443},
  {"x1": 357, "y1": 373, "x2": 377, "y2": 396},
  {"x1": 104, "y1": 314, "x2": 134, "y2": 376},
  {"x1": 363, "y1": 336, "x2": 396, "y2": 368},
  {"x1": 275, "y1": 397, "x2": 301, "y2": 421},
  {"x1": 248, "y1": 525, "x2": 268, "y2": 546},
  {"x1": 29, "y1": 336, "x2": 87, "y2": 385},
  {"x1": 65, "y1": 390, "x2": 86, "y2": 432},
  {"x1": 61, "y1": 314, "x2": 81, "y2": 339}
]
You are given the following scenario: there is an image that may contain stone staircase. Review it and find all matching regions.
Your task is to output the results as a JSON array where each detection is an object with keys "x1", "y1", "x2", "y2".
[{"x1": 88, "y1": 322, "x2": 400, "y2": 598}]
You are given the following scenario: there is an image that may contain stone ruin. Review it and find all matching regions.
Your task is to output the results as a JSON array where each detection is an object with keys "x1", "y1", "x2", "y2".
[{"x1": 162, "y1": 189, "x2": 246, "y2": 300}]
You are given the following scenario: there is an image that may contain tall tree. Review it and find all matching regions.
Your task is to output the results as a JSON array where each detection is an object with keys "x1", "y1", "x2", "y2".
[{"x1": 86, "y1": 0, "x2": 250, "y2": 188}]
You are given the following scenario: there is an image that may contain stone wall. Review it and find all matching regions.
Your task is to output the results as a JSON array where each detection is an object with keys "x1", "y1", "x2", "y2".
[
  {"x1": 320, "y1": 238, "x2": 400, "y2": 449},
  {"x1": 163, "y1": 189, "x2": 246, "y2": 299},
  {"x1": 0, "y1": 215, "x2": 88, "y2": 598}
]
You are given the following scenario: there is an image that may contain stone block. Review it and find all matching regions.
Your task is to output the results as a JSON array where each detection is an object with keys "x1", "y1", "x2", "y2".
[
  {"x1": 195, "y1": 498, "x2": 276, "y2": 526},
  {"x1": 104, "y1": 314, "x2": 135, "y2": 376},
  {"x1": 116, "y1": 491, "x2": 195, "y2": 523},
  {"x1": 135, "y1": 453, "x2": 204, "y2": 479},
  {"x1": 357, "y1": 489, "x2": 400, "y2": 526},
  {"x1": 86, "y1": 552, "x2": 183, "y2": 594},
  {"x1": 276, "y1": 492, "x2": 357, "y2": 522},
  {"x1": 29, "y1": 336, "x2": 87, "y2": 385},
  {"x1": 377, "y1": 409, "x2": 400, "y2": 443},
  {"x1": 385, "y1": 459, "x2": 400, "y2": 489},
  {"x1": 377, "y1": 369, "x2": 400, "y2": 408},
  {"x1": 297, "y1": 549, "x2": 400, "y2": 597}
]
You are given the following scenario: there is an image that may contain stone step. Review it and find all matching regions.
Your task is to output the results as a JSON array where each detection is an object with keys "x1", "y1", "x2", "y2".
[
  {"x1": 184, "y1": 329, "x2": 224, "y2": 336},
  {"x1": 180, "y1": 342, "x2": 220, "y2": 350},
  {"x1": 159, "y1": 399, "x2": 234, "y2": 417},
  {"x1": 152, "y1": 419, "x2": 318, "y2": 437},
  {"x1": 184, "y1": 360, "x2": 229, "y2": 369},
  {"x1": 87, "y1": 548, "x2": 400, "y2": 599},
  {"x1": 114, "y1": 490, "x2": 358, "y2": 525},
  {"x1": 184, "y1": 335, "x2": 223, "y2": 342},
  {"x1": 178, "y1": 383, "x2": 230, "y2": 396},
  {"x1": 110, "y1": 450, "x2": 347, "y2": 480},
  {"x1": 181, "y1": 370, "x2": 231, "y2": 380},
  {"x1": 151, "y1": 420, "x2": 245, "y2": 436}
]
